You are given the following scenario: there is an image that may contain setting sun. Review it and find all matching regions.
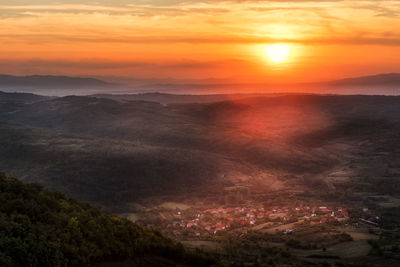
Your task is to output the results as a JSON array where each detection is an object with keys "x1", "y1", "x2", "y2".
[{"x1": 265, "y1": 44, "x2": 290, "y2": 63}]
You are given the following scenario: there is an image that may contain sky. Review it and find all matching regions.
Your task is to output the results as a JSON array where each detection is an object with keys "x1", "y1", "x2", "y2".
[{"x1": 0, "y1": 0, "x2": 400, "y2": 83}]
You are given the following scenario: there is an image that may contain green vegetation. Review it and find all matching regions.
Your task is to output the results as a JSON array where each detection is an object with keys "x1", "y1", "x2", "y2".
[
  {"x1": 1, "y1": 92, "x2": 400, "y2": 266},
  {"x1": 0, "y1": 94, "x2": 399, "y2": 213},
  {"x1": 220, "y1": 233, "x2": 299, "y2": 266},
  {"x1": 368, "y1": 229, "x2": 400, "y2": 260},
  {"x1": 0, "y1": 173, "x2": 218, "y2": 266}
]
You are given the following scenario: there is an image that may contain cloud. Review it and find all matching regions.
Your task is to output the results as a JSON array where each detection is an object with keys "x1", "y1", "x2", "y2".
[
  {"x1": 0, "y1": 58, "x2": 247, "y2": 73},
  {"x1": 2, "y1": 32, "x2": 400, "y2": 46},
  {"x1": 0, "y1": 0, "x2": 346, "y2": 5}
]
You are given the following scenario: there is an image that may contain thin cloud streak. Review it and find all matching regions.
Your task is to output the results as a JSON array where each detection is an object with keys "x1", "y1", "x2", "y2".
[
  {"x1": 0, "y1": 58, "x2": 247, "y2": 71},
  {"x1": 1, "y1": 33, "x2": 400, "y2": 46}
]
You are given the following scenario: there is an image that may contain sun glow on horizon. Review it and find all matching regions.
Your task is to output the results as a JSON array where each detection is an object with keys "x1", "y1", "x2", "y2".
[
  {"x1": 0, "y1": 1, "x2": 398, "y2": 82},
  {"x1": 265, "y1": 44, "x2": 290, "y2": 63}
]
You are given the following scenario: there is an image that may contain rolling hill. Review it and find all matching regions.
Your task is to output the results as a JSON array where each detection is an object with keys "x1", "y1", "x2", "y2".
[
  {"x1": 0, "y1": 91, "x2": 399, "y2": 214},
  {"x1": 0, "y1": 172, "x2": 217, "y2": 267}
]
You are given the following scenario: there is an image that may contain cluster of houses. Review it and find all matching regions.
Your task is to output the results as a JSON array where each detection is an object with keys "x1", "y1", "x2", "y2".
[
  {"x1": 307, "y1": 206, "x2": 349, "y2": 225},
  {"x1": 139, "y1": 205, "x2": 350, "y2": 237}
]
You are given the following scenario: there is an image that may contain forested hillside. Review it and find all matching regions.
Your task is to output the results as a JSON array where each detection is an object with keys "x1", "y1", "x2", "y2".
[
  {"x1": 0, "y1": 93, "x2": 399, "y2": 212},
  {"x1": 0, "y1": 173, "x2": 217, "y2": 266}
]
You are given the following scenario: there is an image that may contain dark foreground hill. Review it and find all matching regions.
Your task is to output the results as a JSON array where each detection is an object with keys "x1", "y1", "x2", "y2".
[{"x1": 0, "y1": 173, "x2": 218, "y2": 267}]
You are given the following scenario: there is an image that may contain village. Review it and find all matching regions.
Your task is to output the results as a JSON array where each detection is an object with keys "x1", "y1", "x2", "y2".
[{"x1": 136, "y1": 204, "x2": 357, "y2": 238}]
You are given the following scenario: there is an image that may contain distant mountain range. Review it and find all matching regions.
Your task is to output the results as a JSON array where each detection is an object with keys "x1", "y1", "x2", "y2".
[
  {"x1": 316, "y1": 73, "x2": 400, "y2": 87},
  {"x1": 0, "y1": 73, "x2": 399, "y2": 95},
  {"x1": 0, "y1": 75, "x2": 117, "y2": 90}
]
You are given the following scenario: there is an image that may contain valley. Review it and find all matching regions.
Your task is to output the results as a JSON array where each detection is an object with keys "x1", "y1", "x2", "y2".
[{"x1": 0, "y1": 91, "x2": 399, "y2": 265}]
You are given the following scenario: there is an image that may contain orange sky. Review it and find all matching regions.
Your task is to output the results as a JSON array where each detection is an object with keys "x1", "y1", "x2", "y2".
[{"x1": 1, "y1": 0, "x2": 400, "y2": 83}]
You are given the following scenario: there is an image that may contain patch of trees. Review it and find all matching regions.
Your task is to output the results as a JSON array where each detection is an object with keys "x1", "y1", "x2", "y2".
[{"x1": 0, "y1": 173, "x2": 217, "y2": 266}]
